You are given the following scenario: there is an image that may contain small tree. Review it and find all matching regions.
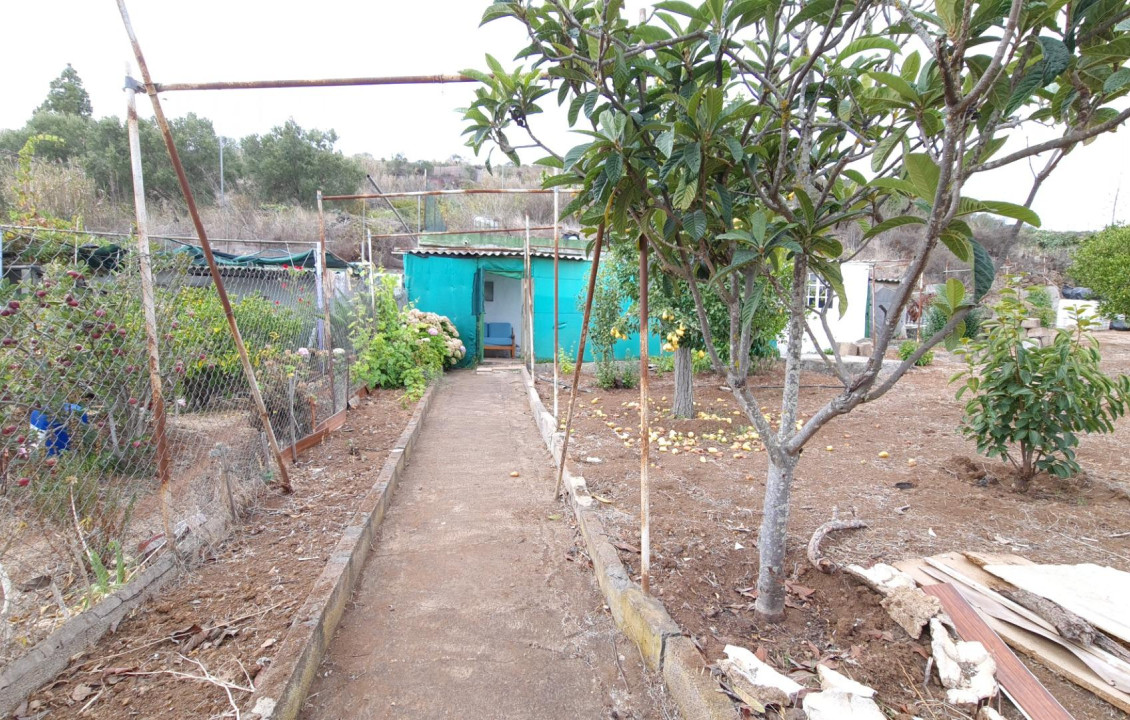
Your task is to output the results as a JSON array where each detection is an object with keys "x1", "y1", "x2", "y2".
[
  {"x1": 1070, "y1": 226, "x2": 1130, "y2": 319},
  {"x1": 465, "y1": 0, "x2": 1130, "y2": 619},
  {"x1": 955, "y1": 279, "x2": 1130, "y2": 490},
  {"x1": 37, "y1": 64, "x2": 93, "y2": 118}
]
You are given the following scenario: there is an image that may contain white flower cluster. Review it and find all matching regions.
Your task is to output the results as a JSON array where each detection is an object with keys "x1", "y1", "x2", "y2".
[{"x1": 406, "y1": 308, "x2": 465, "y2": 365}]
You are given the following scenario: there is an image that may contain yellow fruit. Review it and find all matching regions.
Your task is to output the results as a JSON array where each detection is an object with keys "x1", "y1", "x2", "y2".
[
  {"x1": 908, "y1": 458, "x2": 918, "y2": 467},
  {"x1": 509, "y1": 471, "x2": 520, "y2": 477},
  {"x1": 878, "y1": 451, "x2": 890, "y2": 459},
  {"x1": 826, "y1": 445, "x2": 834, "y2": 452}
]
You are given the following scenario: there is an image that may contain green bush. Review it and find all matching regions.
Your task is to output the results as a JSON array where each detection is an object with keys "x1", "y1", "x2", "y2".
[
  {"x1": 350, "y1": 275, "x2": 463, "y2": 402},
  {"x1": 557, "y1": 347, "x2": 576, "y2": 376},
  {"x1": 953, "y1": 279, "x2": 1130, "y2": 490},
  {"x1": 1025, "y1": 286, "x2": 1055, "y2": 328},
  {"x1": 922, "y1": 303, "x2": 984, "y2": 342},
  {"x1": 595, "y1": 361, "x2": 638, "y2": 389},
  {"x1": 898, "y1": 340, "x2": 934, "y2": 366},
  {"x1": 1070, "y1": 225, "x2": 1130, "y2": 319}
]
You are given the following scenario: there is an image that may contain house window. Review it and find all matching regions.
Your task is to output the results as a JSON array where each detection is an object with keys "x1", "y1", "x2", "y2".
[
  {"x1": 806, "y1": 272, "x2": 831, "y2": 311},
  {"x1": 484, "y1": 280, "x2": 494, "y2": 302}
]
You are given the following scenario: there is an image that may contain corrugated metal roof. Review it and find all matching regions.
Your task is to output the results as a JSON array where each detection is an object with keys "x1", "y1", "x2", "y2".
[{"x1": 401, "y1": 245, "x2": 589, "y2": 260}]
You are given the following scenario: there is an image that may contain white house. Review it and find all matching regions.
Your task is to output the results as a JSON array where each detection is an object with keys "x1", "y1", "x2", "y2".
[{"x1": 779, "y1": 261, "x2": 874, "y2": 356}]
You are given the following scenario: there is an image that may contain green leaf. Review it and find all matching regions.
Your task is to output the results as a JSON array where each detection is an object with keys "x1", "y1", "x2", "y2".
[
  {"x1": 863, "y1": 215, "x2": 925, "y2": 239},
  {"x1": 971, "y1": 239, "x2": 996, "y2": 301},
  {"x1": 872, "y1": 125, "x2": 907, "y2": 172},
  {"x1": 905, "y1": 153, "x2": 941, "y2": 200},
  {"x1": 936, "y1": 0, "x2": 963, "y2": 34},
  {"x1": 655, "y1": 1, "x2": 700, "y2": 18},
  {"x1": 839, "y1": 36, "x2": 901, "y2": 60},
  {"x1": 724, "y1": 136, "x2": 744, "y2": 162},
  {"x1": 656, "y1": 130, "x2": 675, "y2": 158},
  {"x1": 978, "y1": 200, "x2": 1042, "y2": 227},
  {"x1": 750, "y1": 210, "x2": 767, "y2": 243},
  {"x1": 786, "y1": 0, "x2": 838, "y2": 31},
  {"x1": 941, "y1": 229, "x2": 973, "y2": 262},
  {"x1": 943, "y1": 277, "x2": 968, "y2": 311},
  {"x1": 603, "y1": 153, "x2": 623, "y2": 184},
  {"x1": 683, "y1": 141, "x2": 702, "y2": 176},
  {"x1": 1004, "y1": 38, "x2": 1070, "y2": 116},
  {"x1": 1103, "y1": 68, "x2": 1130, "y2": 94},
  {"x1": 684, "y1": 209, "x2": 707, "y2": 240},
  {"x1": 870, "y1": 71, "x2": 920, "y2": 103},
  {"x1": 563, "y1": 142, "x2": 594, "y2": 170}
]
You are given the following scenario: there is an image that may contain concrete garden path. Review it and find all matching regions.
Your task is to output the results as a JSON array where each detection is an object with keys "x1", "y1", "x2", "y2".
[{"x1": 301, "y1": 370, "x2": 668, "y2": 720}]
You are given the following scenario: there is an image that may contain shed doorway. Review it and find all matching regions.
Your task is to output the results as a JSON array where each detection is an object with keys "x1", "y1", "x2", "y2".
[{"x1": 482, "y1": 272, "x2": 525, "y2": 357}]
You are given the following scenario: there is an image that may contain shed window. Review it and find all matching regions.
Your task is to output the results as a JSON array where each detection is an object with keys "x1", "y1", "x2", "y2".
[
  {"x1": 484, "y1": 280, "x2": 494, "y2": 302},
  {"x1": 806, "y1": 272, "x2": 831, "y2": 311}
]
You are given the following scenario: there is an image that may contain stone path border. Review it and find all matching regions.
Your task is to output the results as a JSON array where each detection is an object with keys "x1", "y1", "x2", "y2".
[
  {"x1": 517, "y1": 368, "x2": 736, "y2": 720},
  {"x1": 245, "y1": 383, "x2": 436, "y2": 720}
]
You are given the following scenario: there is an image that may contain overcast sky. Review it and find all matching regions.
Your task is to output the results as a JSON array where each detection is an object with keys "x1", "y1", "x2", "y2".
[{"x1": 2, "y1": 0, "x2": 1127, "y2": 231}]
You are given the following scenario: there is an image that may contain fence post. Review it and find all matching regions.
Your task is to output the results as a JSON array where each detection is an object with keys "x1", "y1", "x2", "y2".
[
  {"x1": 638, "y1": 234, "x2": 651, "y2": 594},
  {"x1": 316, "y1": 191, "x2": 337, "y2": 413},
  {"x1": 116, "y1": 2, "x2": 292, "y2": 493},
  {"x1": 125, "y1": 79, "x2": 175, "y2": 553}
]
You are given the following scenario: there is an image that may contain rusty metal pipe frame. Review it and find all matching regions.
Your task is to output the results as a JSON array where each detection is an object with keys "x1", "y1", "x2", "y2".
[
  {"x1": 153, "y1": 74, "x2": 480, "y2": 93},
  {"x1": 638, "y1": 235, "x2": 650, "y2": 595},
  {"x1": 316, "y1": 192, "x2": 337, "y2": 413},
  {"x1": 125, "y1": 83, "x2": 175, "y2": 553},
  {"x1": 323, "y1": 189, "x2": 560, "y2": 201},
  {"x1": 371, "y1": 225, "x2": 559, "y2": 240},
  {"x1": 116, "y1": 0, "x2": 292, "y2": 493},
  {"x1": 553, "y1": 223, "x2": 604, "y2": 500}
]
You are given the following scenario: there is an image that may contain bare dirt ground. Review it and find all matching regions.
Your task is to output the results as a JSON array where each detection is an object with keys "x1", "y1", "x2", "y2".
[
  {"x1": 543, "y1": 331, "x2": 1130, "y2": 720},
  {"x1": 16, "y1": 389, "x2": 413, "y2": 719},
  {"x1": 302, "y1": 370, "x2": 672, "y2": 720}
]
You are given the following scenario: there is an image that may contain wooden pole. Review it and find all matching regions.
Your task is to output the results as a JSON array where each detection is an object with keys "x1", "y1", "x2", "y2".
[
  {"x1": 317, "y1": 191, "x2": 337, "y2": 413},
  {"x1": 125, "y1": 80, "x2": 175, "y2": 552},
  {"x1": 639, "y1": 235, "x2": 651, "y2": 594},
  {"x1": 115, "y1": 1, "x2": 292, "y2": 493},
  {"x1": 553, "y1": 188, "x2": 560, "y2": 420},
  {"x1": 554, "y1": 223, "x2": 605, "y2": 499}
]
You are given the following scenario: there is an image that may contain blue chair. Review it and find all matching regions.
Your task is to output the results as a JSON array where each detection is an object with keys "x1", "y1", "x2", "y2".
[{"x1": 483, "y1": 322, "x2": 516, "y2": 358}]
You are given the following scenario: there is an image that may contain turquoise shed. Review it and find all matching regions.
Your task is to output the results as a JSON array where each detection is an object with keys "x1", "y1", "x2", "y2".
[{"x1": 403, "y1": 240, "x2": 659, "y2": 367}]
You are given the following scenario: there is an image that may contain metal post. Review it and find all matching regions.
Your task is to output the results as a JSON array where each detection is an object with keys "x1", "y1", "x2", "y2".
[
  {"x1": 639, "y1": 235, "x2": 651, "y2": 594},
  {"x1": 115, "y1": 0, "x2": 292, "y2": 493},
  {"x1": 313, "y1": 232, "x2": 326, "y2": 350},
  {"x1": 525, "y1": 215, "x2": 534, "y2": 373},
  {"x1": 218, "y1": 136, "x2": 224, "y2": 205},
  {"x1": 125, "y1": 80, "x2": 175, "y2": 552},
  {"x1": 367, "y1": 228, "x2": 376, "y2": 313},
  {"x1": 553, "y1": 187, "x2": 560, "y2": 420},
  {"x1": 317, "y1": 191, "x2": 337, "y2": 412},
  {"x1": 554, "y1": 223, "x2": 605, "y2": 498}
]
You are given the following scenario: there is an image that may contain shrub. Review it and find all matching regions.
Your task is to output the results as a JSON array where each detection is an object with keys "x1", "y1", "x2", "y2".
[
  {"x1": 595, "y1": 361, "x2": 638, "y2": 389},
  {"x1": 1070, "y1": 225, "x2": 1130, "y2": 319},
  {"x1": 1025, "y1": 286, "x2": 1055, "y2": 328},
  {"x1": 898, "y1": 340, "x2": 934, "y2": 366},
  {"x1": 350, "y1": 275, "x2": 463, "y2": 402},
  {"x1": 953, "y1": 279, "x2": 1130, "y2": 490},
  {"x1": 557, "y1": 347, "x2": 575, "y2": 376},
  {"x1": 922, "y1": 303, "x2": 984, "y2": 342}
]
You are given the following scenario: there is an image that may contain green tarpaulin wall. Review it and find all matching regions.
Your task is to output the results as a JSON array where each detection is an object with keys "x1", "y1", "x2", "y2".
[{"x1": 404, "y1": 253, "x2": 660, "y2": 368}]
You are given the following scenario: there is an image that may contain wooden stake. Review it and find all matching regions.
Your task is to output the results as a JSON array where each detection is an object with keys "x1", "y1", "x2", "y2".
[
  {"x1": 554, "y1": 223, "x2": 605, "y2": 499},
  {"x1": 125, "y1": 81, "x2": 175, "y2": 552},
  {"x1": 639, "y1": 234, "x2": 651, "y2": 594}
]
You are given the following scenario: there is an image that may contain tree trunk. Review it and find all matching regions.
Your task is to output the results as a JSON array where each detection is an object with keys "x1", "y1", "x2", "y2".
[
  {"x1": 755, "y1": 454, "x2": 798, "y2": 620},
  {"x1": 672, "y1": 345, "x2": 694, "y2": 418}
]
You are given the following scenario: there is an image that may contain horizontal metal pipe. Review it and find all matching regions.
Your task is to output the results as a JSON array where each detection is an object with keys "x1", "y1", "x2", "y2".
[
  {"x1": 154, "y1": 74, "x2": 479, "y2": 92},
  {"x1": 0, "y1": 224, "x2": 317, "y2": 247},
  {"x1": 324, "y1": 188, "x2": 565, "y2": 201},
  {"x1": 371, "y1": 225, "x2": 558, "y2": 239}
]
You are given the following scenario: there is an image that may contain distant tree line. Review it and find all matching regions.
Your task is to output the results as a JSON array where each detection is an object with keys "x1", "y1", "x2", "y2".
[{"x1": 0, "y1": 65, "x2": 368, "y2": 208}]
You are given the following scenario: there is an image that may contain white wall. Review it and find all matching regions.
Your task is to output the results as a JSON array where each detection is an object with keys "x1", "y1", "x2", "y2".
[
  {"x1": 1057, "y1": 299, "x2": 1107, "y2": 329},
  {"x1": 796, "y1": 262, "x2": 872, "y2": 354},
  {"x1": 483, "y1": 272, "x2": 525, "y2": 354}
]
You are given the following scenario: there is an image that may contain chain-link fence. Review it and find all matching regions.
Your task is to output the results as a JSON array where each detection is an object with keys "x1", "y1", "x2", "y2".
[{"x1": 0, "y1": 225, "x2": 373, "y2": 665}]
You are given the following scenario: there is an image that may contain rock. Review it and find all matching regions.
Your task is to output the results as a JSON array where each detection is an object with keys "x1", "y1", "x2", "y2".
[
  {"x1": 584, "y1": 457, "x2": 603, "y2": 464},
  {"x1": 881, "y1": 586, "x2": 943, "y2": 639},
  {"x1": 844, "y1": 563, "x2": 917, "y2": 596},
  {"x1": 719, "y1": 644, "x2": 804, "y2": 708},
  {"x1": 978, "y1": 708, "x2": 1006, "y2": 720},
  {"x1": 839, "y1": 342, "x2": 858, "y2": 357},
  {"x1": 929, "y1": 618, "x2": 998, "y2": 704},
  {"x1": 854, "y1": 340, "x2": 874, "y2": 356},
  {"x1": 1021, "y1": 318, "x2": 1041, "y2": 329}
]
